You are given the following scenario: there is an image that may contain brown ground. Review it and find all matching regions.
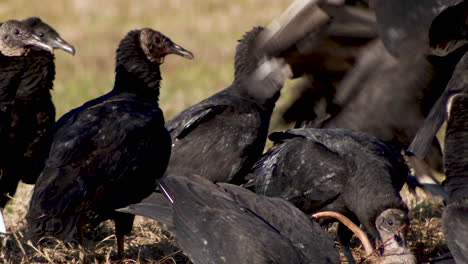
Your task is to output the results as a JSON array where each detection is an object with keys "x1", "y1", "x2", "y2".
[
  {"x1": 0, "y1": 1, "x2": 451, "y2": 263},
  {"x1": 0, "y1": 184, "x2": 449, "y2": 264}
]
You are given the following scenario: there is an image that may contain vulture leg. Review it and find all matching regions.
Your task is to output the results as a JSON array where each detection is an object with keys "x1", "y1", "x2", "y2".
[
  {"x1": 77, "y1": 217, "x2": 91, "y2": 264},
  {"x1": 114, "y1": 212, "x2": 134, "y2": 259},
  {"x1": 337, "y1": 220, "x2": 357, "y2": 264}
]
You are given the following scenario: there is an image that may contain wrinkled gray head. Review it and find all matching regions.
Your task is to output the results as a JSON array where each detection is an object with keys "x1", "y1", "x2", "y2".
[
  {"x1": 21, "y1": 17, "x2": 75, "y2": 55},
  {"x1": 375, "y1": 208, "x2": 415, "y2": 263},
  {"x1": 138, "y1": 28, "x2": 194, "y2": 65},
  {"x1": 0, "y1": 20, "x2": 53, "y2": 56}
]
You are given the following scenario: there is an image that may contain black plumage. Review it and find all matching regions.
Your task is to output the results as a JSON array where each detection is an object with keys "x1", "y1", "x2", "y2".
[
  {"x1": 120, "y1": 174, "x2": 340, "y2": 264},
  {"x1": 0, "y1": 17, "x2": 75, "y2": 210},
  {"x1": 299, "y1": 39, "x2": 468, "y2": 198},
  {"x1": 442, "y1": 93, "x2": 468, "y2": 264},
  {"x1": 165, "y1": 27, "x2": 291, "y2": 184},
  {"x1": 370, "y1": 0, "x2": 468, "y2": 159},
  {"x1": 26, "y1": 28, "x2": 193, "y2": 257},
  {"x1": 283, "y1": 1, "x2": 467, "y2": 178},
  {"x1": 409, "y1": 48, "x2": 468, "y2": 160},
  {"x1": 371, "y1": 0, "x2": 466, "y2": 58},
  {"x1": 155, "y1": 1, "x2": 330, "y2": 185},
  {"x1": 0, "y1": 20, "x2": 53, "y2": 209},
  {"x1": 246, "y1": 128, "x2": 411, "y2": 263},
  {"x1": 316, "y1": 40, "x2": 456, "y2": 169},
  {"x1": 281, "y1": 3, "x2": 378, "y2": 126}
]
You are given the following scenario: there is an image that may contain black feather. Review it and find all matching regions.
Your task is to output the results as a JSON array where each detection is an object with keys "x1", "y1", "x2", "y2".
[
  {"x1": 442, "y1": 93, "x2": 468, "y2": 264},
  {"x1": 25, "y1": 29, "x2": 186, "y2": 253},
  {"x1": 166, "y1": 27, "x2": 289, "y2": 184},
  {"x1": 121, "y1": 174, "x2": 340, "y2": 264}
]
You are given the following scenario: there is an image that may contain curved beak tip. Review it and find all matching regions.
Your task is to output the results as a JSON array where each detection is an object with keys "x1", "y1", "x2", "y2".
[
  {"x1": 172, "y1": 43, "x2": 194, "y2": 60},
  {"x1": 54, "y1": 41, "x2": 76, "y2": 55},
  {"x1": 178, "y1": 49, "x2": 194, "y2": 60},
  {"x1": 65, "y1": 44, "x2": 76, "y2": 56},
  {"x1": 184, "y1": 52, "x2": 194, "y2": 60}
]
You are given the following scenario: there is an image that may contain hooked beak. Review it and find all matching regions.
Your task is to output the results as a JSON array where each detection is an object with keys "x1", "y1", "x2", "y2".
[
  {"x1": 25, "y1": 34, "x2": 54, "y2": 53},
  {"x1": 167, "y1": 41, "x2": 194, "y2": 60},
  {"x1": 49, "y1": 37, "x2": 76, "y2": 55}
]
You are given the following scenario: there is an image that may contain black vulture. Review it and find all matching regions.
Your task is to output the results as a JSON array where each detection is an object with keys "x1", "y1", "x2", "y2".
[
  {"x1": 298, "y1": 37, "x2": 468, "y2": 200},
  {"x1": 316, "y1": 40, "x2": 466, "y2": 168},
  {"x1": 283, "y1": 1, "x2": 467, "y2": 192},
  {"x1": 368, "y1": 0, "x2": 468, "y2": 159},
  {"x1": 280, "y1": 2, "x2": 378, "y2": 126},
  {"x1": 26, "y1": 28, "x2": 193, "y2": 258},
  {"x1": 442, "y1": 93, "x2": 468, "y2": 264},
  {"x1": 409, "y1": 46, "x2": 468, "y2": 161},
  {"x1": 371, "y1": 0, "x2": 466, "y2": 58},
  {"x1": 165, "y1": 2, "x2": 330, "y2": 184},
  {"x1": 246, "y1": 128, "x2": 412, "y2": 263},
  {"x1": 0, "y1": 20, "x2": 53, "y2": 231},
  {"x1": 0, "y1": 17, "x2": 75, "y2": 210},
  {"x1": 120, "y1": 174, "x2": 340, "y2": 264},
  {"x1": 165, "y1": 27, "x2": 290, "y2": 184}
]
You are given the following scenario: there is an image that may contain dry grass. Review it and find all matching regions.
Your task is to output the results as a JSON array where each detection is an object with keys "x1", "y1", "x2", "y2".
[
  {"x1": 329, "y1": 188, "x2": 448, "y2": 264},
  {"x1": 0, "y1": 0, "x2": 296, "y2": 119},
  {"x1": 406, "y1": 200, "x2": 448, "y2": 263},
  {"x1": 0, "y1": 184, "x2": 449, "y2": 263},
  {"x1": 1, "y1": 1, "x2": 296, "y2": 263},
  {"x1": 1, "y1": 185, "x2": 187, "y2": 264},
  {"x1": 0, "y1": 1, "x2": 452, "y2": 263}
]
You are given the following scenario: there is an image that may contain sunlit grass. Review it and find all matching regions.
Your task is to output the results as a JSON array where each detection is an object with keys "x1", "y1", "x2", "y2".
[
  {"x1": 1, "y1": 0, "x2": 293, "y2": 118},
  {"x1": 0, "y1": 1, "x2": 451, "y2": 263},
  {"x1": 1, "y1": 1, "x2": 296, "y2": 263}
]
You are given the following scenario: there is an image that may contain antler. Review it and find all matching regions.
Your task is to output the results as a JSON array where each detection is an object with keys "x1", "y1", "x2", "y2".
[{"x1": 312, "y1": 211, "x2": 375, "y2": 257}]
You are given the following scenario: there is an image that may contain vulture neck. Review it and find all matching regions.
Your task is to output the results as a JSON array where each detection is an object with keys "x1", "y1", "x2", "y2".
[
  {"x1": 113, "y1": 30, "x2": 161, "y2": 106},
  {"x1": 230, "y1": 57, "x2": 283, "y2": 112},
  {"x1": 229, "y1": 26, "x2": 282, "y2": 111},
  {"x1": 16, "y1": 50, "x2": 55, "y2": 98}
]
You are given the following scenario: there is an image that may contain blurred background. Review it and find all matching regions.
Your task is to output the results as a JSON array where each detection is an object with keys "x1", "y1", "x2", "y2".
[
  {"x1": 1, "y1": 0, "x2": 294, "y2": 120},
  {"x1": 1, "y1": 2, "x2": 298, "y2": 262},
  {"x1": 1, "y1": 2, "x2": 452, "y2": 263}
]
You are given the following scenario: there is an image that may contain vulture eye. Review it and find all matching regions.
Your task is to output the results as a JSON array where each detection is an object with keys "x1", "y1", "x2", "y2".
[
  {"x1": 4, "y1": 35, "x2": 8, "y2": 40},
  {"x1": 38, "y1": 32, "x2": 44, "y2": 38},
  {"x1": 13, "y1": 29, "x2": 20, "y2": 35},
  {"x1": 388, "y1": 220, "x2": 393, "y2": 226}
]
